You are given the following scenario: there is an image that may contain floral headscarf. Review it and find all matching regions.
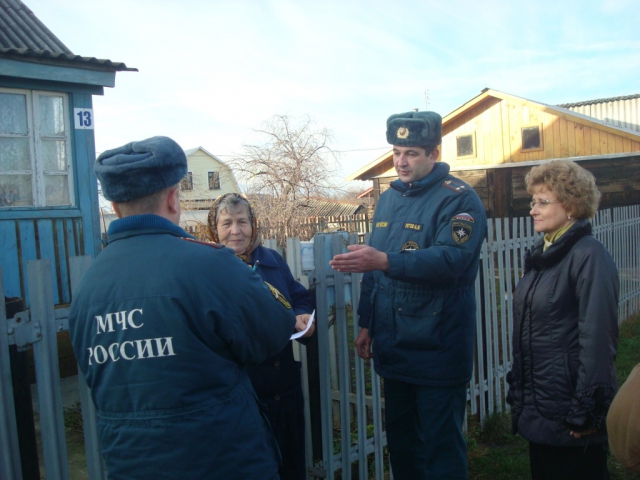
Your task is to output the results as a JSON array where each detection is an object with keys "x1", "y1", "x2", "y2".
[{"x1": 208, "y1": 193, "x2": 261, "y2": 263}]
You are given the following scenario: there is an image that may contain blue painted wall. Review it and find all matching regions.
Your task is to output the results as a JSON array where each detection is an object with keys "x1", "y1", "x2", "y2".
[{"x1": 0, "y1": 62, "x2": 115, "y2": 307}]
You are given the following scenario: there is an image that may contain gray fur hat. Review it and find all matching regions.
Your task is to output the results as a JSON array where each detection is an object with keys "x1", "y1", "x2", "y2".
[
  {"x1": 95, "y1": 136, "x2": 187, "y2": 202},
  {"x1": 386, "y1": 111, "x2": 442, "y2": 148}
]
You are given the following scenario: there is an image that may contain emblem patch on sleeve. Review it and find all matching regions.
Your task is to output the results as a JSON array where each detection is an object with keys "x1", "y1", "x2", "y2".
[
  {"x1": 264, "y1": 282, "x2": 292, "y2": 309},
  {"x1": 402, "y1": 241, "x2": 420, "y2": 251},
  {"x1": 452, "y1": 213, "x2": 474, "y2": 223},
  {"x1": 452, "y1": 220, "x2": 473, "y2": 244}
]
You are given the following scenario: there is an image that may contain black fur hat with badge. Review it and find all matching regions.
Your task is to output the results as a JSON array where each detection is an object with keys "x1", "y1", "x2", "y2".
[
  {"x1": 386, "y1": 111, "x2": 442, "y2": 148},
  {"x1": 95, "y1": 136, "x2": 187, "y2": 202}
]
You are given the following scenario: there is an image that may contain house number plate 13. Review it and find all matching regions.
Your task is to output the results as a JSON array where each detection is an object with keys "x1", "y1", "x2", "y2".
[{"x1": 74, "y1": 108, "x2": 94, "y2": 129}]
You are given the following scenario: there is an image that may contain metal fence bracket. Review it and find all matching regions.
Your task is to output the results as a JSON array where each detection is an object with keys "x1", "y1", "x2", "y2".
[{"x1": 6, "y1": 311, "x2": 41, "y2": 351}]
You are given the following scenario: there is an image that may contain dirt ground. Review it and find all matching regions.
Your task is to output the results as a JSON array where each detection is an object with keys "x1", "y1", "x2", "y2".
[{"x1": 31, "y1": 376, "x2": 89, "y2": 479}]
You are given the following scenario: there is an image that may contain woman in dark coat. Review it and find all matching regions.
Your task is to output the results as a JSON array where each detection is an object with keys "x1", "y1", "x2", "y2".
[
  {"x1": 208, "y1": 193, "x2": 315, "y2": 480},
  {"x1": 507, "y1": 160, "x2": 619, "y2": 480}
]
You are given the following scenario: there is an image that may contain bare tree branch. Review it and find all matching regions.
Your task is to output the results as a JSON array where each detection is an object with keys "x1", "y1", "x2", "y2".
[{"x1": 228, "y1": 114, "x2": 341, "y2": 246}]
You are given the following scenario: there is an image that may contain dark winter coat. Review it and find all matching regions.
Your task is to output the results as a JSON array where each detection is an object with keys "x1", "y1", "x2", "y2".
[
  {"x1": 507, "y1": 219, "x2": 619, "y2": 446},
  {"x1": 358, "y1": 162, "x2": 487, "y2": 386},
  {"x1": 247, "y1": 245, "x2": 312, "y2": 399},
  {"x1": 247, "y1": 245, "x2": 313, "y2": 480},
  {"x1": 69, "y1": 214, "x2": 296, "y2": 480}
]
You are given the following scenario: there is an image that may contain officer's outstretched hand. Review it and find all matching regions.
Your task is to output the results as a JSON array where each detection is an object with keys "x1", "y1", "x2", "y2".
[{"x1": 329, "y1": 245, "x2": 389, "y2": 273}]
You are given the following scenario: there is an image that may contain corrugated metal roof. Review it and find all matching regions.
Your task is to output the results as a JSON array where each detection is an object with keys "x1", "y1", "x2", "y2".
[
  {"x1": 0, "y1": 0, "x2": 136, "y2": 71},
  {"x1": 558, "y1": 94, "x2": 640, "y2": 108},
  {"x1": 558, "y1": 94, "x2": 640, "y2": 133},
  {"x1": 0, "y1": 0, "x2": 71, "y2": 51},
  {"x1": 296, "y1": 198, "x2": 365, "y2": 217},
  {"x1": 0, "y1": 47, "x2": 137, "y2": 71}
]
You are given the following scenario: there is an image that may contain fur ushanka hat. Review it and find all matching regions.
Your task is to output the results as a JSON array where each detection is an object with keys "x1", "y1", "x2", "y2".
[
  {"x1": 95, "y1": 136, "x2": 187, "y2": 202},
  {"x1": 386, "y1": 111, "x2": 442, "y2": 148}
]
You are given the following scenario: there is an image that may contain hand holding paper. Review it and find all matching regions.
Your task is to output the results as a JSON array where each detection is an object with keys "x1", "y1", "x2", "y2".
[{"x1": 291, "y1": 310, "x2": 315, "y2": 340}]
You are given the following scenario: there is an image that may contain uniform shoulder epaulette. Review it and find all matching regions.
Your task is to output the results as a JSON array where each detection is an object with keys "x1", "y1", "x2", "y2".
[
  {"x1": 441, "y1": 179, "x2": 468, "y2": 195},
  {"x1": 181, "y1": 237, "x2": 225, "y2": 249}
]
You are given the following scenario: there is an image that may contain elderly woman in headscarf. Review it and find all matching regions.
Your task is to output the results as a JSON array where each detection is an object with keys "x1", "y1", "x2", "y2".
[
  {"x1": 507, "y1": 159, "x2": 619, "y2": 480},
  {"x1": 208, "y1": 193, "x2": 314, "y2": 480}
]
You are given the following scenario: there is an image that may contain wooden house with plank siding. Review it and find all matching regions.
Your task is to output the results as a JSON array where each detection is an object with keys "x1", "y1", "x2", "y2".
[{"x1": 348, "y1": 88, "x2": 640, "y2": 218}]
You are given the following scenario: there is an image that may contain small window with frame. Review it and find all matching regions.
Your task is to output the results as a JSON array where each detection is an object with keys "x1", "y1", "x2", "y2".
[
  {"x1": 521, "y1": 125, "x2": 543, "y2": 151},
  {"x1": 456, "y1": 133, "x2": 476, "y2": 158},
  {"x1": 208, "y1": 171, "x2": 220, "y2": 190},
  {"x1": 181, "y1": 172, "x2": 193, "y2": 191},
  {"x1": 0, "y1": 88, "x2": 74, "y2": 207}
]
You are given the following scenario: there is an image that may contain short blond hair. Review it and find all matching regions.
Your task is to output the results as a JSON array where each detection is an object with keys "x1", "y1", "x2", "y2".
[{"x1": 525, "y1": 160, "x2": 601, "y2": 219}]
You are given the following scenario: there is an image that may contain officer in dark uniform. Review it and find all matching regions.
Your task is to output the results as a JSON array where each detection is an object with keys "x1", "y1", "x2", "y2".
[
  {"x1": 69, "y1": 136, "x2": 296, "y2": 480},
  {"x1": 330, "y1": 112, "x2": 487, "y2": 479}
]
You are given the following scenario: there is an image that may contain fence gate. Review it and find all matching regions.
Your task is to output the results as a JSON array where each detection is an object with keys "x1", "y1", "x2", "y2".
[
  {"x1": 0, "y1": 257, "x2": 105, "y2": 480},
  {"x1": 304, "y1": 232, "x2": 389, "y2": 480}
]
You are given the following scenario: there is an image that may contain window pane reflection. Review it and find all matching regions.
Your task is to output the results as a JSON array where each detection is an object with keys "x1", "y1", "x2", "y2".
[
  {"x1": 0, "y1": 174, "x2": 32, "y2": 206},
  {"x1": 0, "y1": 93, "x2": 28, "y2": 135},
  {"x1": 0, "y1": 137, "x2": 31, "y2": 171},
  {"x1": 42, "y1": 140, "x2": 67, "y2": 171},
  {"x1": 39, "y1": 95, "x2": 66, "y2": 136},
  {"x1": 44, "y1": 175, "x2": 69, "y2": 205}
]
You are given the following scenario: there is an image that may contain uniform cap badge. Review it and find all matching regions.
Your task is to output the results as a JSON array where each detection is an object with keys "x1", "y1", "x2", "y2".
[{"x1": 397, "y1": 127, "x2": 410, "y2": 139}]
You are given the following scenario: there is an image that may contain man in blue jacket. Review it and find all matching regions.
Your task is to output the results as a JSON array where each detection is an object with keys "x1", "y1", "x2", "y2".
[
  {"x1": 330, "y1": 112, "x2": 486, "y2": 479},
  {"x1": 69, "y1": 136, "x2": 296, "y2": 479}
]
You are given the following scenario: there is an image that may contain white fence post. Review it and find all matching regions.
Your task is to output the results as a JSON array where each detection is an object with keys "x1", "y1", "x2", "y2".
[
  {"x1": 313, "y1": 234, "x2": 336, "y2": 476},
  {"x1": 28, "y1": 259, "x2": 70, "y2": 480},
  {"x1": 0, "y1": 269, "x2": 23, "y2": 480},
  {"x1": 331, "y1": 234, "x2": 352, "y2": 480}
]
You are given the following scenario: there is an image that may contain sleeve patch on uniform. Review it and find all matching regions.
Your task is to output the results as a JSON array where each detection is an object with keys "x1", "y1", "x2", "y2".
[
  {"x1": 375, "y1": 221, "x2": 388, "y2": 228},
  {"x1": 264, "y1": 281, "x2": 292, "y2": 309},
  {"x1": 403, "y1": 222, "x2": 423, "y2": 231},
  {"x1": 452, "y1": 221, "x2": 473, "y2": 244},
  {"x1": 452, "y1": 213, "x2": 475, "y2": 223},
  {"x1": 402, "y1": 241, "x2": 420, "y2": 251}
]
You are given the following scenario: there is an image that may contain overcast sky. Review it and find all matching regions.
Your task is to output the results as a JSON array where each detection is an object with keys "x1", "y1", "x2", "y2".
[{"x1": 28, "y1": 0, "x2": 640, "y2": 188}]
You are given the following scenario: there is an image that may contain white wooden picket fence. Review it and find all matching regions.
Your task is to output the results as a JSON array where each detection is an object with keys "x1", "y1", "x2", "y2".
[
  {"x1": 1, "y1": 205, "x2": 639, "y2": 480},
  {"x1": 271, "y1": 204, "x2": 640, "y2": 479},
  {"x1": 469, "y1": 205, "x2": 640, "y2": 425}
]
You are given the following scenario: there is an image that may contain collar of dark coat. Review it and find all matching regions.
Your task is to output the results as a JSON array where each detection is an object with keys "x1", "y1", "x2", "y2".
[
  {"x1": 524, "y1": 218, "x2": 592, "y2": 272},
  {"x1": 390, "y1": 162, "x2": 451, "y2": 194},
  {"x1": 107, "y1": 214, "x2": 194, "y2": 243}
]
